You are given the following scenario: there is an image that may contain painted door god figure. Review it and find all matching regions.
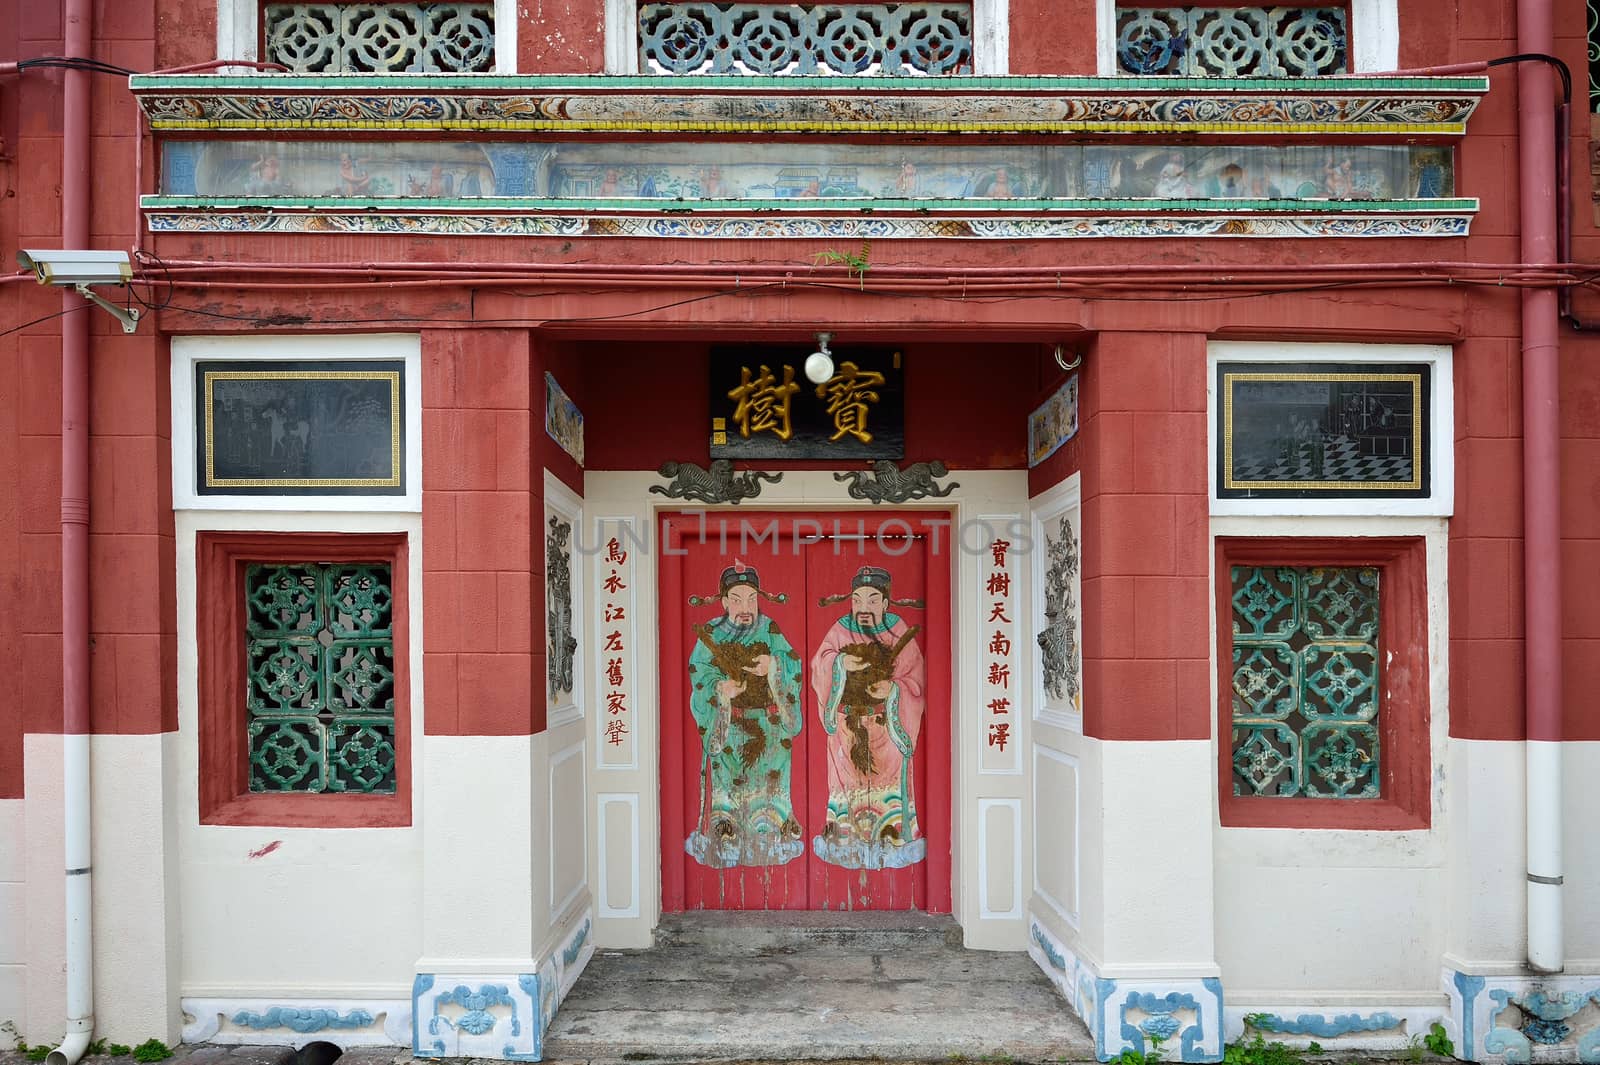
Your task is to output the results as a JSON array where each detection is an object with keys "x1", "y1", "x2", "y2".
[
  {"x1": 810, "y1": 565, "x2": 927, "y2": 869},
  {"x1": 686, "y1": 561, "x2": 805, "y2": 867}
]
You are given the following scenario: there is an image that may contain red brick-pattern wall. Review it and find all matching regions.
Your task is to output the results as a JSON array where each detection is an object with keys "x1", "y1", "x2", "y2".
[
  {"x1": 1077, "y1": 331, "x2": 1211, "y2": 743},
  {"x1": 421, "y1": 330, "x2": 589, "y2": 737},
  {"x1": 0, "y1": 3, "x2": 170, "y2": 799},
  {"x1": 422, "y1": 329, "x2": 541, "y2": 736}
]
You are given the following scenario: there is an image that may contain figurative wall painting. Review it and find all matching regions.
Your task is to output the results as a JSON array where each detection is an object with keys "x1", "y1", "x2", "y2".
[
  {"x1": 546, "y1": 515, "x2": 578, "y2": 709},
  {"x1": 545, "y1": 372, "x2": 585, "y2": 466},
  {"x1": 1028, "y1": 374, "x2": 1079, "y2": 468},
  {"x1": 685, "y1": 561, "x2": 805, "y2": 868},
  {"x1": 1037, "y1": 513, "x2": 1081, "y2": 712},
  {"x1": 810, "y1": 565, "x2": 927, "y2": 870},
  {"x1": 195, "y1": 360, "x2": 404, "y2": 494},
  {"x1": 161, "y1": 139, "x2": 1456, "y2": 205},
  {"x1": 1218, "y1": 362, "x2": 1429, "y2": 498}
]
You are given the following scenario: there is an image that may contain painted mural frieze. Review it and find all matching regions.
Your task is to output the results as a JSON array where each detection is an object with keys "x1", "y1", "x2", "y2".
[
  {"x1": 811, "y1": 566, "x2": 927, "y2": 870},
  {"x1": 649, "y1": 459, "x2": 781, "y2": 505},
  {"x1": 685, "y1": 562, "x2": 804, "y2": 868},
  {"x1": 834, "y1": 460, "x2": 958, "y2": 504},
  {"x1": 159, "y1": 139, "x2": 1456, "y2": 205},
  {"x1": 546, "y1": 516, "x2": 577, "y2": 702}
]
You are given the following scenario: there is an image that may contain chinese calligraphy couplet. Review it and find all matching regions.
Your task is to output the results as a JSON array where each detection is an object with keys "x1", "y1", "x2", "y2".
[
  {"x1": 596, "y1": 518, "x2": 638, "y2": 769},
  {"x1": 978, "y1": 516, "x2": 1021, "y2": 774}
]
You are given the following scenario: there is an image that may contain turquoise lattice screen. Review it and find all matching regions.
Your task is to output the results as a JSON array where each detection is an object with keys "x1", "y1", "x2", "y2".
[
  {"x1": 245, "y1": 562, "x2": 397, "y2": 793},
  {"x1": 1230, "y1": 565, "x2": 1380, "y2": 799},
  {"x1": 1117, "y1": 6, "x2": 1349, "y2": 76}
]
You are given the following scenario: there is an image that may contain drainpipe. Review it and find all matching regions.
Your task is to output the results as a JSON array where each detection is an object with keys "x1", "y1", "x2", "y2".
[
  {"x1": 1517, "y1": 0, "x2": 1564, "y2": 976},
  {"x1": 48, "y1": 0, "x2": 97, "y2": 1061}
]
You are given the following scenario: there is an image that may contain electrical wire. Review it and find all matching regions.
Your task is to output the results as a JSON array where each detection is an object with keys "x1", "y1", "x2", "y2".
[
  {"x1": 16, "y1": 56, "x2": 140, "y2": 77},
  {"x1": 115, "y1": 272, "x2": 1587, "y2": 337},
  {"x1": 0, "y1": 303, "x2": 90, "y2": 340}
]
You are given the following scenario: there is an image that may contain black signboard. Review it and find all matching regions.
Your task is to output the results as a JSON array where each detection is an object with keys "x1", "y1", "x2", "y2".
[
  {"x1": 709, "y1": 347, "x2": 904, "y2": 460},
  {"x1": 1217, "y1": 362, "x2": 1429, "y2": 499},
  {"x1": 195, "y1": 360, "x2": 405, "y2": 495}
]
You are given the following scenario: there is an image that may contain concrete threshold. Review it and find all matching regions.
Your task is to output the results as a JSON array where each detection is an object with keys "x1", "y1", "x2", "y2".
[{"x1": 543, "y1": 914, "x2": 1096, "y2": 1065}]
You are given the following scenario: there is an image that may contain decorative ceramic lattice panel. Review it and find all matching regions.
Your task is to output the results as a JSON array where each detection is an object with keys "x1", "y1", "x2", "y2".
[
  {"x1": 1117, "y1": 6, "x2": 1348, "y2": 76},
  {"x1": 263, "y1": 4, "x2": 495, "y2": 72},
  {"x1": 638, "y1": 2, "x2": 972, "y2": 75},
  {"x1": 1230, "y1": 565, "x2": 1380, "y2": 799},
  {"x1": 245, "y1": 562, "x2": 397, "y2": 793}
]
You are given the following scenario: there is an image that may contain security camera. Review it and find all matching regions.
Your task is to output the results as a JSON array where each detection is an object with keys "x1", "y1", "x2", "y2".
[
  {"x1": 16, "y1": 249, "x2": 140, "y2": 333},
  {"x1": 17, "y1": 249, "x2": 133, "y2": 286}
]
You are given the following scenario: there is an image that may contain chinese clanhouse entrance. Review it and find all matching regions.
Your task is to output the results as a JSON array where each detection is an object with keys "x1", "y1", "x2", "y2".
[{"x1": 659, "y1": 512, "x2": 952, "y2": 912}]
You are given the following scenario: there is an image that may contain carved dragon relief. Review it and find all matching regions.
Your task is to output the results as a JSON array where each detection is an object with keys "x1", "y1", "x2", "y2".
[
  {"x1": 834, "y1": 460, "x2": 959, "y2": 504},
  {"x1": 649, "y1": 459, "x2": 782, "y2": 504}
]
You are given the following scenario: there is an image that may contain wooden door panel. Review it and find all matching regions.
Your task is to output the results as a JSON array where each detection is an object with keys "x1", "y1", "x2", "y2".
[
  {"x1": 660, "y1": 513, "x2": 811, "y2": 911},
  {"x1": 661, "y1": 512, "x2": 951, "y2": 913}
]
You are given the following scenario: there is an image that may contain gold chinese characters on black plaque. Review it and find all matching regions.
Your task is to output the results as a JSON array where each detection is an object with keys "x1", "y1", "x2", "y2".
[{"x1": 709, "y1": 347, "x2": 904, "y2": 460}]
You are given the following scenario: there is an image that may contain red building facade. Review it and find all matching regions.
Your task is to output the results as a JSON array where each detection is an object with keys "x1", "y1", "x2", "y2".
[{"x1": 1, "y1": 0, "x2": 1598, "y2": 1061}]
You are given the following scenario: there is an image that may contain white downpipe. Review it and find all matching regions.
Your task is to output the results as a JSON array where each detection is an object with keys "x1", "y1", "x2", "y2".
[
  {"x1": 1526, "y1": 739, "x2": 1564, "y2": 973},
  {"x1": 47, "y1": 732, "x2": 94, "y2": 1065}
]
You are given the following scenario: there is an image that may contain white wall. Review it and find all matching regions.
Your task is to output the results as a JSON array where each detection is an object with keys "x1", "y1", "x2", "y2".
[
  {"x1": 0, "y1": 799, "x2": 25, "y2": 1035},
  {"x1": 1212, "y1": 515, "x2": 1451, "y2": 1008},
  {"x1": 1445, "y1": 739, "x2": 1600, "y2": 970},
  {"x1": 16, "y1": 734, "x2": 182, "y2": 1046},
  {"x1": 175, "y1": 512, "x2": 424, "y2": 999}
]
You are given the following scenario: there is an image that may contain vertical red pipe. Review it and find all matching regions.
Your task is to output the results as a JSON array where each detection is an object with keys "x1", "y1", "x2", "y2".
[
  {"x1": 1517, "y1": 0, "x2": 1564, "y2": 974},
  {"x1": 51, "y1": 0, "x2": 99, "y2": 1058},
  {"x1": 62, "y1": 0, "x2": 91, "y2": 735}
]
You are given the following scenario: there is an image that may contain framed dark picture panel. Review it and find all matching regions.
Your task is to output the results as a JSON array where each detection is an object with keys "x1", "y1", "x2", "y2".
[
  {"x1": 1217, "y1": 362, "x2": 1430, "y2": 499},
  {"x1": 195, "y1": 360, "x2": 406, "y2": 495}
]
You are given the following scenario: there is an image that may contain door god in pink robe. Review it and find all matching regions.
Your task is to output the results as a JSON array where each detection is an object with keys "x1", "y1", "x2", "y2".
[{"x1": 809, "y1": 566, "x2": 927, "y2": 869}]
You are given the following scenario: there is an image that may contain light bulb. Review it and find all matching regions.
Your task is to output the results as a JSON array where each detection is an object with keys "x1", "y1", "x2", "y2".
[{"x1": 804, "y1": 351, "x2": 834, "y2": 384}]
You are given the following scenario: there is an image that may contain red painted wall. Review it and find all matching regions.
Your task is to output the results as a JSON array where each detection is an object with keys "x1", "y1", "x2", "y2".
[
  {"x1": 1075, "y1": 331, "x2": 1211, "y2": 742},
  {"x1": 422, "y1": 328, "x2": 541, "y2": 736},
  {"x1": 1, "y1": 2, "x2": 171, "y2": 798},
  {"x1": 580, "y1": 341, "x2": 1039, "y2": 471},
  {"x1": 6, "y1": 0, "x2": 1600, "y2": 794}
]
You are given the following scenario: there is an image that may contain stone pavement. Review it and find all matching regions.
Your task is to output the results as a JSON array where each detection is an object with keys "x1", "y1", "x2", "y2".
[
  {"x1": 542, "y1": 912, "x2": 1095, "y2": 1063},
  {"x1": 0, "y1": 914, "x2": 1097, "y2": 1065}
]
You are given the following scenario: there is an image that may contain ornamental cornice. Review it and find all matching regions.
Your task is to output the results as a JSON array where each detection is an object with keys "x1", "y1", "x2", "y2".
[
  {"x1": 143, "y1": 206, "x2": 1475, "y2": 239},
  {"x1": 128, "y1": 74, "x2": 1487, "y2": 136}
]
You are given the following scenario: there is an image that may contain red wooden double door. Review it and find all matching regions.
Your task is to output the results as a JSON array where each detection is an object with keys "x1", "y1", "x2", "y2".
[{"x1": 660, "y1": 511, "x2": 951, "y2": 912}]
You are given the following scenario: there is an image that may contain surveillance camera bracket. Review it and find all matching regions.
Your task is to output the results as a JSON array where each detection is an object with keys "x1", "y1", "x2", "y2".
[{"x1": 74, "y1": 284, "x2": 141, "y2": 334}]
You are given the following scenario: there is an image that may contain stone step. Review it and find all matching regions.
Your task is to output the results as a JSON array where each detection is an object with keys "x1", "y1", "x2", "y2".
[
  {"x1": 544, "y1": 933, "x2": 1094, "y2": 1064},
  {"x1": 652, "y1": 909, "x2": 964, "y2": 950}
]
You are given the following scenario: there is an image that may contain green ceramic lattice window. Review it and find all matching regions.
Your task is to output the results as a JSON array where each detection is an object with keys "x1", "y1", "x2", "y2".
[
  {"x1": 245, "y1": 562, "x2": 397, "y2": 793},
  {"x1": 1230, "y1": 565, "x2": 1380, "y2": 799}
]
